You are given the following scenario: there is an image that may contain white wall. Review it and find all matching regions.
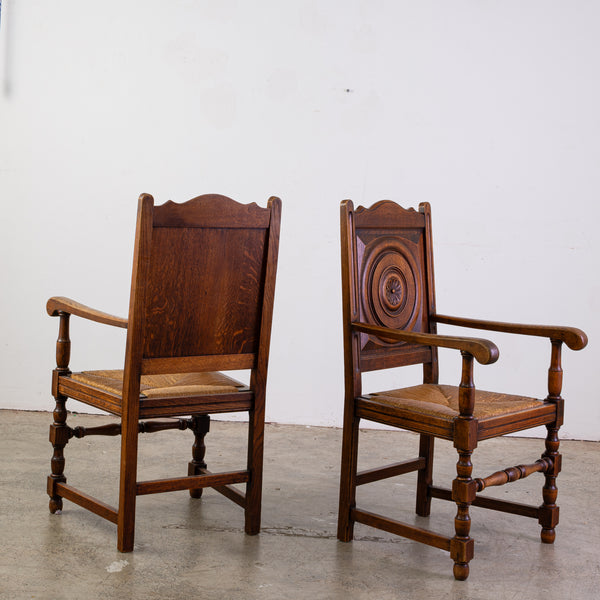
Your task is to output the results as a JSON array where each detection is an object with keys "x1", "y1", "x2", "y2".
[{"x1": 0, "y1": 1, "x2": 597, "y2": 439}]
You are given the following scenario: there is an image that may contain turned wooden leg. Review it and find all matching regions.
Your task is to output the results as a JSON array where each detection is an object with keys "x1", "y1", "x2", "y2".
[
  {"x1": 188, "y1": 415, "x2": 210, "y2": 499},
  {"x1": 48, "y1": 394, "x2": 69, "y2": 513},
  {"x1": 539, "y1": 425, "x2": 561, "y2": 543},
  {"x1": 450, "y1": 448, "x2": 476, "y2": 581},
  {"x1": 539, "y1": 341, "x2": 564, "y2": 544},
  {"x1": 337, "y1": 414, "x2": 359, "y2": 542},
  {"x1": 450, "y1": 353, "x2": 477, "y2": 580},
  {"x1": 415, "y1": 434, "x2": 434, "y2": 517},
  {"x1": 48, "y1": 312, "x2": 72, "y2": 514}
]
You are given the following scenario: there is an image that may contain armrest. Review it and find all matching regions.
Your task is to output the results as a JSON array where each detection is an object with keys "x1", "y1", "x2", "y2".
[
  {"x1": 46, "y1": 296, "x2": 128, "y2": 329},
  {"x1": 433, "y1": 314, "x2": 587, "y2": 351},
  {"x1": 352, "y1": 322, "x2": 499, "y2": 365}
]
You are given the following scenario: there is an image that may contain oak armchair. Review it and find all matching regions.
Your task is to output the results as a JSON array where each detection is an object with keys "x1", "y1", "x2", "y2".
[
  {"x1": 47, "y1": 193, "x2": 281, "y2": 552},
  {"x1": 337, "y1": 200, "x2": 587, "y2": 580}
]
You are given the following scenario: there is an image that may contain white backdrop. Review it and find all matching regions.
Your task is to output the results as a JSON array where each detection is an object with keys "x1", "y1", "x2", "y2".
[{"x1": 0, "y1": 1, "x2": 597, "y2": 439}]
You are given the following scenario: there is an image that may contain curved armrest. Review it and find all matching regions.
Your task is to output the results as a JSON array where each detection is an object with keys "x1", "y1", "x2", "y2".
[
  {"x1": 433, "y1": 314, "x2": 587, "y2": 351},
  {"x1": 46, "y1": 296, "x2": 128, "y2": 329},
  {"x1": 352, "y1": 322, "x2": 499, "y2": 365}
]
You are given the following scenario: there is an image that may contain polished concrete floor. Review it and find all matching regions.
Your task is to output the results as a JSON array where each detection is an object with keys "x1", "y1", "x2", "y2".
[{"x1": 1, "y1": 409, "x2": 599, "y2": 600}]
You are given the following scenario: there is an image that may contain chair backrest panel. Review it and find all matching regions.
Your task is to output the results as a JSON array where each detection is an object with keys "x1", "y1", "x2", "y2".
[
  {"x1": 142, "y1": 226, "x2": 267, "y2": 359},
  {"x1": 125, "y1": 194, "x2": 279, "y2": 373},
  {"x1": 343, "y1": 200, "x2": 436, "y2": 372}
]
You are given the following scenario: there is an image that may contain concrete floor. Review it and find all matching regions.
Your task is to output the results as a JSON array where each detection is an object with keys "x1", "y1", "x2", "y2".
[{"x1": 1, "y1": 409, "x2": 599, "y2": 600}]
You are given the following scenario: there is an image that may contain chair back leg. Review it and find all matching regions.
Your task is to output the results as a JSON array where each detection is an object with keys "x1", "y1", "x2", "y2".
[
  {"x1": 117, "y1": 417, "x2": 140, "y2": 552},
  {"x1": 189, "y1": 415, "x2": 210, "y2": 498},
  {"x1": 337, "y1": 414, "x2": 360, "y2": 542},
  {"x1": 415, "y1": 434, "x2": 434, "y2": 517},
  {"x1": 244, "y1": 405, "x2": 265, "y2": 535}
]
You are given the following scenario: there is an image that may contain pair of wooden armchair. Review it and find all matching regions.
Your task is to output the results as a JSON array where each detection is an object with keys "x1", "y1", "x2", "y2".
[{"x1": 46, "y1": 194, "x2": 586, "y2": 580}]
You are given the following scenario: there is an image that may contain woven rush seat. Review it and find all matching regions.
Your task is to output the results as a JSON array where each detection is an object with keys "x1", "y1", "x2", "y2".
[
  {"x1": 369, "y1": 384, "x2": 542, "y2": 421},
  {"x1": 70, "y1": 369, "x2": 245, "y2": 398}
]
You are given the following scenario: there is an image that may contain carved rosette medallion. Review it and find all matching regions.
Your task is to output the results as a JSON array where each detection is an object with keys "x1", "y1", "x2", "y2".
[
  {"x1": 382, "y1": 271, "x2": 405, "y2": 311},
  {"x1": 360, "y1": 237, "x2": 421, "y2": 339}
]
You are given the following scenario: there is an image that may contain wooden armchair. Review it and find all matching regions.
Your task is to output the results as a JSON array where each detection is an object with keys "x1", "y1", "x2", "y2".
[
  {"x1": 337, "y1": 200, "x2": 587, "y2": 580},
  {"x1": 46, "y1": 193, "x2": 281, "y2": 552}
]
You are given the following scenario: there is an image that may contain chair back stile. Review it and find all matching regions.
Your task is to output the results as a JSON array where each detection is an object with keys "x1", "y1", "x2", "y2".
[{"x1": 119, "y1": 196, "x2": 153, "y2": 491}]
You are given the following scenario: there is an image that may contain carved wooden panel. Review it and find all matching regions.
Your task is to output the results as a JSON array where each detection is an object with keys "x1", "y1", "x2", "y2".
[
  {"x1": 353, "y1": 202, "x2": 433, "y2": 370},
  {"x1": 359, "y1": 234, "x2": 422, "y2": 332}
]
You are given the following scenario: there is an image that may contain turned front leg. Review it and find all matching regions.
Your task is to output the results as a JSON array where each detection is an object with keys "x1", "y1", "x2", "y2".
[
  {"x1": 539, "y1": 339, "x2": 564, "y2": 543},
  {"x1": 48, "y1": 312, "x2": 71, "y2": 513},
  {"x1": 48, "y1": 395, "x2": 69, "y2": 513},
  {"x1": 540, "y1": 425, "x2": 561, "y2": 543},
  {"x1": 451, "y1": 448, "x2": 476, "y2": 581},
  {"x1": 188, "y1": 415, "x2": 210, "y2": 498},
  {"x1": 450, "y1": 352, "x2": 478, "y2": 581}
]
